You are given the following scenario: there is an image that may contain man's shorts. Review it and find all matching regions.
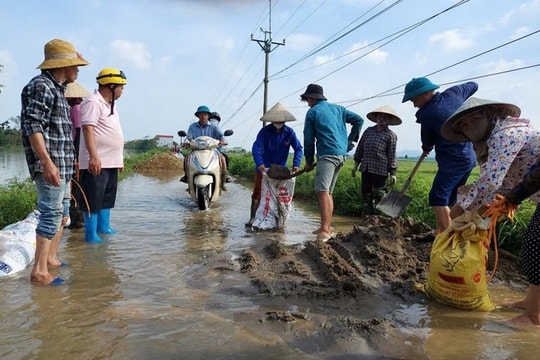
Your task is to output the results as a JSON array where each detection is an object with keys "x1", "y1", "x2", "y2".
[
  {"x1": 35, "y1": 173, "x2": 71, "y2": 239},
  {"x1": 78, "y1": 168, "x2": 119, "y2": 212},
  {"x1": 429, "y1": 168, "x2": 472, "y2": 206},
  {"x1": 314, "y1": 155, "x2": 344, "y2": 193}
]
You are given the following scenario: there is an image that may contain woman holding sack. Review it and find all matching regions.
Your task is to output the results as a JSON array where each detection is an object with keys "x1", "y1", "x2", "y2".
[{"x1": 438, "y1": 97, "x2": 540, "y2": 315}]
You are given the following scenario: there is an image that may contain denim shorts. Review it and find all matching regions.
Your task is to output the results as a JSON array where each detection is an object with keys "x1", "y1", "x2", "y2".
[
  {"x1": 429, "y1": 168, "x2": 472, "y2": 206},
  {"x1": 314, "y1": 155, "x2": 344, "y2": 193},
  {"x1": 35, "y1": 173, "x2": 71, "y2": 239}
]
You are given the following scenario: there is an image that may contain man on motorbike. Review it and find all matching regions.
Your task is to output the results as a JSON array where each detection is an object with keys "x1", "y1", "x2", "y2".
[
  {"x1": 181, "y1": 105, "x2": 229, "y2": 191},
  {"x1": 209, "y1": 111, "x2": 231, "y2": 183}
]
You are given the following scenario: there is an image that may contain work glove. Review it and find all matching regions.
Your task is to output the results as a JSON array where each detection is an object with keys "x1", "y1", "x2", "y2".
[
  {"x1": 387, "y1": 175, "x2": 396, "y2": 187},
  {"x1": 351, "y1": 162, "x2": 360, "y2": 178}
]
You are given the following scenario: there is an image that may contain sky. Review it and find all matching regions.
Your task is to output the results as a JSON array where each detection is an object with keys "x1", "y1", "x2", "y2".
[{"x1": 1, "y1": 0, "x2": 539, "y2": 156}]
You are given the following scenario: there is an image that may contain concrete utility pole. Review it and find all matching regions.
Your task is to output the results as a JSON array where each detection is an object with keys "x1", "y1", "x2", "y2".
[{"x1": 251, "y1": 0, "x2": 285, "y2": 126}]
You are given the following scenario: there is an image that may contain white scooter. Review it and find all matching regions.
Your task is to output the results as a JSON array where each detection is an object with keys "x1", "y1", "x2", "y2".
[{"x1": 178, "y1": 130, "x2": 233, "y2": 210}]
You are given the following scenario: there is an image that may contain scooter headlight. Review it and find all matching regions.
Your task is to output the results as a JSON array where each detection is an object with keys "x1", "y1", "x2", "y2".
[{"x1": 194, "y1": 138, "x2": 210, "y2": 149}]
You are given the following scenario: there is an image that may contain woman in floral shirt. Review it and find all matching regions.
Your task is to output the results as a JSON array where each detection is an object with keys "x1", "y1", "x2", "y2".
[{"x1": 441, "y1": 97, "x2": 540, "y2": 327}]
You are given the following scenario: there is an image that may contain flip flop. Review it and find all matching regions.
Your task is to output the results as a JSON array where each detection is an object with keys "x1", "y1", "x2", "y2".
[
  {"x1": 60, "y1": 262, "x2": 69, "y2": 267},
  {"x1": 49, "y1": 277, "x2": 65, "y2": 286}
]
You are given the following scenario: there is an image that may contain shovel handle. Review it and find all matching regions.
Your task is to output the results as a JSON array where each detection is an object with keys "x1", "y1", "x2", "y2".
[{"x1": 398, "y1": 153, "x2": 427, "y2": 194}]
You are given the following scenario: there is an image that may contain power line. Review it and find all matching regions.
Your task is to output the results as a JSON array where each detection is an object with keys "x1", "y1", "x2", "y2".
[
  {"x1": 342, "y1": 29, "x2": 540, "y2": 106},
  {"x1": 271, "y1": 0, "x2": 406, "y2": 79}
]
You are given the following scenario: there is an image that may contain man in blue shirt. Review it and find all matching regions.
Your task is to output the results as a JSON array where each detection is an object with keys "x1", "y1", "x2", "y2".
[
  {"x1": 402, "y1": 77, "x2": 477, "y2": 240},
  {"x1": 301, "y1": 84, "x2": 364, "y2": 242},
  {"x1": 181, "y1": 105, "x2": 229, "y2": 190},
  {"x1": 247, "y1": 102, "x2": 303, "y2": 226}
]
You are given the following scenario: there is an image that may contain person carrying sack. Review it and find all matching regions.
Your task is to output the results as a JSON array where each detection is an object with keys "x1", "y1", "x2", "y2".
[
  {"x1": 246, "y1": 102, "x2": 303, "y2": 228},
  {"x1": 419, "y1": 97, "x2": 540, "y2": 311}
]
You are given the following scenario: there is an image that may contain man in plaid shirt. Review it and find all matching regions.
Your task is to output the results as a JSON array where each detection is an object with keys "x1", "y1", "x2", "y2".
[{"x1": 21, "y1": 39, "x2": 89, "y2": 285}]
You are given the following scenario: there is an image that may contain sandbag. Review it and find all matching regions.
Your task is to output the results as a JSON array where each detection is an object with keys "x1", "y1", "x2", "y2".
[
  {"x1": 252, "y1": 173, "x2": 295, "y2": 230},
  {"x1": 0, "y1": 211, "x2": 39, "y2": 276},
  {"x1": 418, "y1": 211, "x2": 496, "y2": 311}
]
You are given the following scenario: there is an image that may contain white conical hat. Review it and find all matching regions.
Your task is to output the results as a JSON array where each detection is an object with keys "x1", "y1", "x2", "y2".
[
  {"x1": 65, "y1": 81, "x2": 90, "y2": 98},
  {"x1": 260, "y1": 102, "x2": 297, "y2": 122},
  {"x1": 441, "y1": 97, "x2": 521, "y2": 142},
  {"x1": 366, "y1": 105, "x2": 402, "y2": 126}
]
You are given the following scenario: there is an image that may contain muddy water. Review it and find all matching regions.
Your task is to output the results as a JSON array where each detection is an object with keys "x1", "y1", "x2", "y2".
[{"x1": 1, "y1": 168, "x2": 539, "y2": 359}]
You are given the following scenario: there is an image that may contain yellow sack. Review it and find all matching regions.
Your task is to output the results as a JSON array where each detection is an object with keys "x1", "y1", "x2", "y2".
[{"x1": 419, "y1": 211, "x2": 496, "y2": 311}]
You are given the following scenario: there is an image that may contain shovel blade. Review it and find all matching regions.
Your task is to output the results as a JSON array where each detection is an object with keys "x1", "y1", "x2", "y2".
[{"x1": 376, "y1": 189, "x2": 412, "y2": 218}]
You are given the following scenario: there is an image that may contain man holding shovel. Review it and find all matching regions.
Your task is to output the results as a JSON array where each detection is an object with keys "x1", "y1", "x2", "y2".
[
  {"x1": 301, "y1": 84, "x2": 364, "y2": 242},
  {"x1": 402, "y1": 77, "x2": 477, "y2": 240}
]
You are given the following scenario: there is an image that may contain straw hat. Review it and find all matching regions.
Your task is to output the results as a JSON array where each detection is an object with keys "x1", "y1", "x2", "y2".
[
  {"x1": 366, "y1": 105, "x2": 402, "y2": 126},
  {"x1": 260, "y1": 102, "x2": 296, "y2": 123},
  {"x1": 37, "y1": 39, "x2": 89, "y2": 70},
  {"x1": 441, "y1": 97, "x2": 521, "y2": 142},
  {"x1": 65, "y1": 81, "x2": 90, "y2": 98}
]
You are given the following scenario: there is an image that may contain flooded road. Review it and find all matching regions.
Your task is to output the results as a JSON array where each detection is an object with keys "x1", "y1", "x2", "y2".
[{"x1": 1, "y1": 156, "x2": 540, "y2": 359}]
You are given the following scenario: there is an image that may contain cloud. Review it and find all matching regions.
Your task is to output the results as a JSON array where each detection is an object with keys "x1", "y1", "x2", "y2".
[
  {"x1": 428, "y1": 29, "x2": 474, "y2": 53},
  {"x1": 511, "y1": 26, "x2": 531, "y2": 39},
  {"x1": 314, "y1": 54, "x2": 335, "y2": 66},
  {"x1": 110, "y1": 40, "x2": 151, "y2": 69},
  {"x1": 478, "y1": 58, "x2": 524, "y2": 73},
  {"x1": 500, "y1": 0, "x2": 540, "y2": 23}
]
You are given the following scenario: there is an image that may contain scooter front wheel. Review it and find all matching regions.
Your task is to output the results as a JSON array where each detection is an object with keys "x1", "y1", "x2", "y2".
[{"x1": 197, "y1": 185, "x2": 210, "y2": 210}]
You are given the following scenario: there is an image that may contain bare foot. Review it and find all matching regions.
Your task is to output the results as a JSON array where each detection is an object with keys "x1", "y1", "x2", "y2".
[
  {"x1": 502, "y1": 299, "x2": 528, "y2": 309},
  {"x1": 316, "y1": 231, "x2": 336, "y2": 242},
  {"x1": 506, "y1": 314, "x2": 540, "y2": 329},
  {"x1": 30, "y1": 272, "x2": 56, "y2": 285},
  {"x1": 47, "y1": 259, "x2": 64, "y2": 269},
  {"x1": 312, "y1": 227, "x2": 335, "y2": 235}
]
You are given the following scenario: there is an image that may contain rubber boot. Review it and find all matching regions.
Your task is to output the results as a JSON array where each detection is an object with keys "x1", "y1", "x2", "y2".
[
  {"x1": 83, "y1": 212, "x2": 103, "y2": 243},
  {"x1": 221, "y1": 171, "x2": 228, "y2": 191},
  {"x1": 372, "y1": 187, "x2": 386, "y2": 215},
  {"x1": 245, "y1": 199, "x2": 260, "y2": 227},
  {"x1": 363, "y1": 194, "x2": 375, "y2": 215},
  {"x1": 97, "y1": 208, "x2": 117, "y2": 234}
]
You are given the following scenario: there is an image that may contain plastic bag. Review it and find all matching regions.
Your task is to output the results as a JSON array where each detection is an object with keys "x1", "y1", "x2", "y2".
[
  {"x1": 252, "y1": 173, "x2": 295, "y2": 230},
  {"x1": 418, "y1": 211, "x2": 496, "y2": 311},
  {"x1": 0, "y1": 211, "x2": 39, "y2": 276}
]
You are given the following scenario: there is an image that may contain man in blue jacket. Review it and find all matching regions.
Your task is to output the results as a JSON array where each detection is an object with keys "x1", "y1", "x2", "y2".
[
  {"x1": 301, "y1": 84, "x2": 364, "y2": 242},
  {"x1": 402, "y1": 77, "x2": 477, "y2": 240}
]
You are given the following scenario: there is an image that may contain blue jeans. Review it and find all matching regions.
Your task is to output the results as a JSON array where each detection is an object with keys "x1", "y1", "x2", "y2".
[{"x1": 35, "y1": 173, "x2": 71, "y2": 239}]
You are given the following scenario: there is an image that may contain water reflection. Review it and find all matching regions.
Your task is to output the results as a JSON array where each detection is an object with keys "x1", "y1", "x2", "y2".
[
  {"x1": 1, "y1": 166, "x2": 540, "y2": 359},
  {"x1": 181, "y1": 208, "x2": 227, "y2": 255},
  {"x1": 30, "y1": 236, "x2": 125, "y2": 359},
  {"x1": 0, "y1": 149, "x2": 29, "y2": 184}
]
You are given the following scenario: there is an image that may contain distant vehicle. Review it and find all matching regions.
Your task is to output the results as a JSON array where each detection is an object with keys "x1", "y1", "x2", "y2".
[{"x1": 178, "y1": 130, "x2": 233, "y2": 210}]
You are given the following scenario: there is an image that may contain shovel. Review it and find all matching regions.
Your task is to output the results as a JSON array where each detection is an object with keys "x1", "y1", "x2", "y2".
[
  {"x1": 376, "y1": 153, "x2": 427, "y2": 218},
  {"x1": 267, "y1": 163, "x2": 316, "y2": 180}
]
